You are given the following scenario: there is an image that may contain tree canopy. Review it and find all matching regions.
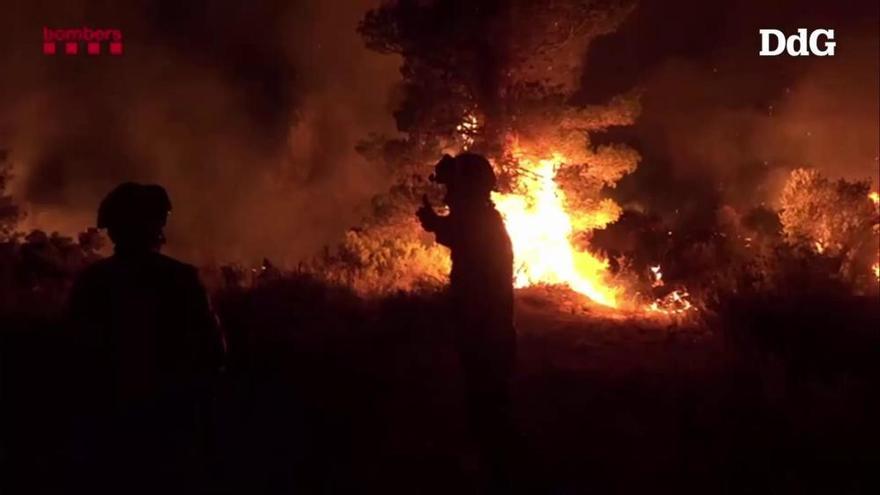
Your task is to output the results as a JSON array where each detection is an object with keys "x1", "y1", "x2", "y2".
[{"x1": 322, "y1": 0, "x2": 642, "y2": 293}]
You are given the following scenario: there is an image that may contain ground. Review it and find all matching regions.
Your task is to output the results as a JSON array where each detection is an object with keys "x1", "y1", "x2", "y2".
[{"x1": 2, "y1": 280, "x2": 877, "y2": 494}]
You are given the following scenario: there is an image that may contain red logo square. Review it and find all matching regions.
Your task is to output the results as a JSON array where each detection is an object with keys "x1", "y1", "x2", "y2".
[
  {"x1": 65, "y1": 42, "x2": 78, "y2": 55},
  {"x1": 109, "y1": 42, "x2": 123, "y2": 55},
  {"x1": 43, "y1": 42, "x2": 56, "y2": 55},
  {"x1": 87, "y1": 42, "x2": 100, "y2": 55}
]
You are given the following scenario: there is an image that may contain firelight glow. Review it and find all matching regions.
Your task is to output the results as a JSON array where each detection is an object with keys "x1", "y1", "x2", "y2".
[{"x1": 491, "y1": 153, "x2": 620, "y2": 308}]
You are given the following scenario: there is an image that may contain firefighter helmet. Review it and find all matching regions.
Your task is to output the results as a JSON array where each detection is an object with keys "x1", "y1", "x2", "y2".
[
  {"x1": 429, "y1": 153, "x2": 496, "y2": 197},
  {"x1": 97, "y1": 182, "x2": 172, "y2": 231}
]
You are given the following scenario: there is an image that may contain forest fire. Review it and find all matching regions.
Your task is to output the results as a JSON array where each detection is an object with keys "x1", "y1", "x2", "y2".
[
  {"x1": 484, "y1": 146, "x2": 696, "y2": 315},
  {"x1": 1, "y1": 1, "x2": 877, "y2": 493},
  {"x1": 492, "y1": 152, "x2": 620, "y2": 308},
  {"x1": 648, "y1": 290, "x2": 694, "y2": 314},
  {"x1": 433, "y1": 108, "x2": 697, "y2": 314}
]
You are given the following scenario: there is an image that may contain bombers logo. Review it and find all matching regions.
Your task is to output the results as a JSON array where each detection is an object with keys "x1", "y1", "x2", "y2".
[
  {"x1": 759, "y1": 28, "x2": 836, "y2": 57},
  {"x1": 43, "y1": 27, "x2": 124, "y2": 55}
]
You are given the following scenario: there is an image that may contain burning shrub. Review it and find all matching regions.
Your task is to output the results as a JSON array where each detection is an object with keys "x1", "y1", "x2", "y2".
[
  {"x1": 779, "y1": 168, "x2": 875, "y2": 255},
  {"x1": 317, "y1": 220, "x2": 451, "y2": 295},
  {"x1": 347, "y1": 1, "x2": 642, "y2": 304},
  {"x1": 779, "y1": 168, "x2": 878, "y2": 287}
]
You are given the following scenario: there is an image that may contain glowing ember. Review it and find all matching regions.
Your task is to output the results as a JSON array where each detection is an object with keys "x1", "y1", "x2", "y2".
[
  {"x1": 646, "y1": 264, "x2": 695, "y2": 315},
  {"x1": 648, "y1": 289, "x2": 694, "y2": 314},
  {"x1": 873, "y1": 263, "x2": 879, "y2": 281},
  {"x1": 455, "y1": 113, "x2": 479, "y2": 150},
  {"x1": 491, "y1": 153, "x2": 620, "y2": 307},
  {"x1": 869, "y1": 191, "x2": 879, "y2": 206},
  {"x1": 650, "y1": 265, "x2": 664, "y2": 287}
]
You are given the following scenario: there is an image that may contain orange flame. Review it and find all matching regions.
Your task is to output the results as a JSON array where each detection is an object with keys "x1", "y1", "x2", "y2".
[
  {"x1": 491, "y1": 153, "x2": 620, "y2": 307},
  {"x1": 650, "y1": 265, "x2": 664, "y2": 287}
]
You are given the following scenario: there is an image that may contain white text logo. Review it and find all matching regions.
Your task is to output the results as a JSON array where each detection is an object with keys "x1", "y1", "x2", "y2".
[{"x1": 759, "y1": 29, "x2": 835, "y2": 57}]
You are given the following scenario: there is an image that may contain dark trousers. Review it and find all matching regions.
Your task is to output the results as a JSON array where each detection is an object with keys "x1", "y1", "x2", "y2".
[
  {"x1": 70, "y1": 393, "x2": 211, "y2": 494},
  {"x1": 456, "y1": 321, "x2": 517, "y2": 491}
]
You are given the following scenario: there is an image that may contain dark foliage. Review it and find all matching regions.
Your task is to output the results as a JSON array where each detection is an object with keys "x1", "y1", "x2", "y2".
[{"x1": 3, "y1": 266, "x2": 877, "y2": 493}]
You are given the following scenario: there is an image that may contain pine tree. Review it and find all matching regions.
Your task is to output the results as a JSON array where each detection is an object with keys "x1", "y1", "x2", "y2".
[{"x1": 321, "y1": 0, "x2": 642, "y2": 293}]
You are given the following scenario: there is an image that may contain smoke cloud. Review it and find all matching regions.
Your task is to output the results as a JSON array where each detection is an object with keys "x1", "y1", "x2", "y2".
[
  {"x1": 1, "y1": 0, "x2": 876, "y2": 260},
  {"x1": 580, "y1": 0, "x2": 879, "y2": 227},
  {"x1": 0, "y1": 0, "x2": 401, "y2": 264}
]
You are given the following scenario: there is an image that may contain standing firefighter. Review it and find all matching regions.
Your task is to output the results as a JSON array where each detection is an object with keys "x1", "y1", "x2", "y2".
[
  {"x1": 68, "y1": 182, "x2": 224, "y2": 494},
  {"x1": 417, "y1": 153, "x2": 517, "y2": 489}
]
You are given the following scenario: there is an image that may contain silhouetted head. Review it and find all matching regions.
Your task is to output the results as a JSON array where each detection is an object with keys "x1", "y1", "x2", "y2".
[
  {"x1": 97, "y1": 182, "x2": 171, "y2": 253},
  {"x1": 430, "y1": 153, "x2": 496, "y2": 210}
]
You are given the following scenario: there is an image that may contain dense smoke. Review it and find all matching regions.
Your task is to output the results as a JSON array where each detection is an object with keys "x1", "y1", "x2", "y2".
[
  {"x1": 1, "y1": 0, "x2": 877, "y2": 266},
  {"x1": 0, "y1": 0, "x2": 400, "y2": 264},
  {"x1": 580, "y1": 0, "x2": 879, "y2": 228}
]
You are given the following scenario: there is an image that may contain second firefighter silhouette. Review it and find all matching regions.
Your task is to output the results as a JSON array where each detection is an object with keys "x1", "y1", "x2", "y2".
[
  {"x1": 417, "y1": 153, "x2": 516, "y2": 483},
  {"x1": 68, "y1": 183, "x2": 224, "y2": 493}
]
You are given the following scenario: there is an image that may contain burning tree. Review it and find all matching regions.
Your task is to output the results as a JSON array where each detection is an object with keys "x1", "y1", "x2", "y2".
[
  {"x1": 323, "y1": 0, "x2": 641, "y2": 305},
  {"x1": 779, "y1": 168, "x2": 879, "y2": 286},
  {"x1": 780, "y1": 168, "x2": 875, "y2": 254}
]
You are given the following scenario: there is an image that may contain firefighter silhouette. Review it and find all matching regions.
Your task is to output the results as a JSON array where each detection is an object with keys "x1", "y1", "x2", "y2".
[
  {"x1": 68, "y1": 182, "x2": 224, "y2": 493},
  {"x1": 417, "y1": 153, "x2": 517, "y2": 489}
]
